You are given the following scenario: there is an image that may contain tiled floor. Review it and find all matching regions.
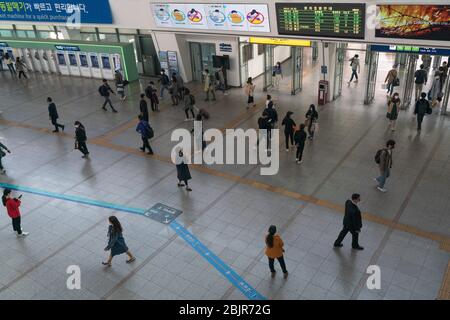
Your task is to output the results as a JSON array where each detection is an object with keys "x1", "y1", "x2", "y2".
[{"x1": 0, "y1": 47, "x2": 449, "y2": 300}]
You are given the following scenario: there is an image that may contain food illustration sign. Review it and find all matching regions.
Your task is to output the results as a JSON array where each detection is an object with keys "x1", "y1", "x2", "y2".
[
  {"x1": 375, "y1": 5, "x2": 450, "y2": 41},
  {"x1": 152, "y1": 3, "x2": 270, "y2": 33}
]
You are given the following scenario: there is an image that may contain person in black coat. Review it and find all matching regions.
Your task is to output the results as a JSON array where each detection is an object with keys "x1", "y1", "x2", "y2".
[
  {"x1": 333, "y1": 194, "x2": 364, "y2": 250},
  {"x1": 175, "y1": 148, "x2": 192, "y2": 191},
  {"x1": 281, "y1": 111, "x2": 296, "y2": 151},
  {"x1": 414, "y1": 92, "x2": 430, "y2": 132},
  {"x1": 74, "y1": 121, "x2": 89, "y2": 158},
  {"x1": 305, "y1": 104, "x2": 318, "y2": 140},
  {"x1": 257, "y1": 112, "x2": 270, "y2": 150},
  {"x1": 139, "y1": 94, "x2": 149, "y2": 122},
  {"x1": 47, "y1": 97, "x2": 65, "y2": 133},
  {"x1": 294, "y1": 124, "x2": 307, "y2": 164}
]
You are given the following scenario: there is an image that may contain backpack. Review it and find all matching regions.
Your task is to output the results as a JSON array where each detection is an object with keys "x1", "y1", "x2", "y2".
[
  {"x1": 98, "y1": 85, "x2": 105, "y2": 96},
  {"x1": 147, "y1": 125, "x2": 154, "y2": 139},
  {"x1": 161, "y1": 74, "x2": 169, "y2": 85},
  {"x1": 189, "y1": 94, "x2": 195, "y2": 105},
  {"x1": 375, "y1": 149, "x2": 385, "y2": 164}
]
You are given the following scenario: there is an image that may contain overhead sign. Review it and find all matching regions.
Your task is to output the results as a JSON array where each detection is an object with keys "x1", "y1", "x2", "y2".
[
  {"x1": 249, "y1": 37, "x2": 311, "y2": 47},
  {"x1": 0, "y1": 42, "x2": 9, "y2": 47},
  {"x1": 219, "y1": 43, "x2": 232, "y2": 52},
  {"x1": 55, "y1": 45, "x2": 80, "y2": 51},
  {"x1": 276, "y1": 3, "x2": 365, "y2": 39},
  {"x1": 144, "y1": 203, "x2": 183, "y2": 224},
  {"x1": 370, "y1": 45, "x2": 450, "y2": 56},
  {"x1": 0, "y1": 0, "x2": 113, "y2": 24},
  {"x1": 152, "y1": 3, "x2": 270, "y2": 33},
  {"x1": 375, "y1": 5, "x2": 450, "y2": 41}
]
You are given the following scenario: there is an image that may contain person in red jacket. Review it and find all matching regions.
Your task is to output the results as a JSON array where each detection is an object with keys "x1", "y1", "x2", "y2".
[{"x1": 2, "y1": 189, "x2": 28, "y2": 237}]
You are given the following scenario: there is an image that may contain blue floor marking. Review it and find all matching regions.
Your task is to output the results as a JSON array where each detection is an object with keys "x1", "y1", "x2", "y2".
[{"x1": 0, "y1": 182, "x2": 266, "y2": 300}]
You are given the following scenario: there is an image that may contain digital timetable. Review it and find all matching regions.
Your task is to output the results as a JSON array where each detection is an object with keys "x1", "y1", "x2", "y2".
[{"x1": 275, "y1": 3, "x2": 365, "y2": 39}]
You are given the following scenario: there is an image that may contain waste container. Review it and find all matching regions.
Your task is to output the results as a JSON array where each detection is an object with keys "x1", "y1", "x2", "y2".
[{"x1": 318, "y1": 80, "x2": 329, "y2": 105}]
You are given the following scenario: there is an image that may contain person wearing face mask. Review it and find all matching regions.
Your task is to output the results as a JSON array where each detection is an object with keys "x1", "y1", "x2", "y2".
[
  {"x1": 2, "y1": 189, "x2": 29, "y2": 237},
  {"x1": 333, "y1": 193, "x2": 363, "y2": 250},
  {"x1": 374, "y1": 139, "x2": 396, "y2": 193},
  {"x1": 159, "y1": 69, "x2": 171, "y2": 99},
  {"x1": 74, "y1": 121, "x2": 89, "y2": 158},
  {"x1": 386, "y1": 93, "x2": 400, "y2": 131},
  {"x1": 175, "y1": 148, "x2": 192, "y2": 191},
  {"x1": 429, "y1": 70, "x2": 444, "y2": 108}
]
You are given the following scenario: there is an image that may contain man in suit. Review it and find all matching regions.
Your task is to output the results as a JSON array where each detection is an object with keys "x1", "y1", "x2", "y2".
[
  {"x1": 47, "y1": 97, "x2": 65, "y2": 133},
  {"x1": 333, "y1": 193, "x2": 364, "y2": 250}
]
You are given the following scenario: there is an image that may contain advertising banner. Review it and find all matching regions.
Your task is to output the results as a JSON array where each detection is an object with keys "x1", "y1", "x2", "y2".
[
  {"x1": 0, "y1": 0, "x2": 113, "y2": 24},
  {"x1": 375, "y1": 5, "x2": 450, "y2": 41},
  {"x1": 152, "y1": 3, "x2": 270, "y2": 33}
]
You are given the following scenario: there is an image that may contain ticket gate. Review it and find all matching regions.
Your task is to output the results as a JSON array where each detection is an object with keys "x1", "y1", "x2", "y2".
[
  {"x1": 89, "y1": 53, "x2": 102, "y2": 79},
  {"x1": 78, "y1": 52, "x2": 91, "y2": 78},
  {"x1": 57, "y1": 51, "x2": 70, "y2": 76},
  {"x1": 67, "y1": 52, "x2": 81, "y2": 76},
  {"x1": 100, "y1": 53, "x2": 114, "y2": 80}
]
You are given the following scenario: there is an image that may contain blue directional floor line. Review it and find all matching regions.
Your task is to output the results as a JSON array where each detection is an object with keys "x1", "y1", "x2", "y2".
[{"x1": 0, "y1": 182, "x2": 266, "y2": 300}]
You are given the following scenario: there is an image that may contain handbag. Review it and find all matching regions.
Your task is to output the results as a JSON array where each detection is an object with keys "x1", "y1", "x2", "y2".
[{"x1": 393, "y1": 77, "x2": 400, "y2": 87}]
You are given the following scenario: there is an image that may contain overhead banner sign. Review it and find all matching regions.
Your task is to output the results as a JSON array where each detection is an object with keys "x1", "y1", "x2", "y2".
[
  {"x1": 249, "y1": 37, "x2": 311, "y2": 46},
  {"x1": 275, "y1": 3, "x2": 365, "y2": 40},
  {"x1": 370, "y1": 45, "x2": 450, "y2": 57},
  {"x1": 55, "y1": 45, "x2": 80, "y2": 51},
  {"x1": 152, "y1": 3, "x2": 270, "y2": 33},
  {"x1": 0, "y1": 0, "x2": 113, "y2": 24},
  {"x1": 375, "y1": 5, "x2": 450, "y2": 41}
]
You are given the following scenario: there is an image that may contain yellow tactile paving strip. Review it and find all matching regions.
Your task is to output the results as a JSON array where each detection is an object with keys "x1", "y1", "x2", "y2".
[{"x1": 438, "y1": 262, "x2": 450, "y2": 300}]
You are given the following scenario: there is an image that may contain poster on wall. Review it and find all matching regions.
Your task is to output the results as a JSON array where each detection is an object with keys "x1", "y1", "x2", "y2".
[
  {"x1": 375, "y1": 5, "x2": 450, "y2": 41},
  {"x1": 152, "y1": 3, "x2": 270, "y2": 33}
]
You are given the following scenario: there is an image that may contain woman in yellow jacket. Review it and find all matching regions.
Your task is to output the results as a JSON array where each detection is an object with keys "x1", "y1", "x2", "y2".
[{"x1": 265, "y1": 225, "x2": 288, "y2": 278}]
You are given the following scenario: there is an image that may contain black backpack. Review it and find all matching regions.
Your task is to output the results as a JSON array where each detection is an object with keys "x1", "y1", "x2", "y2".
[
  {"x1": 98, "y1": 85, "x2": 104, "y2": 96},
  {"x1": 189, "y1": 94, "x2": 195, "y2": 105},
  {"x1": 375, "y1": 149, "x2": 385, "y2": 164}
]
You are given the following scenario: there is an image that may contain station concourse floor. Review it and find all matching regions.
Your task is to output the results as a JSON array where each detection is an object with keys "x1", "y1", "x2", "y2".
[{"x1": 0, "y1": 48, "x2": 449, "y2": 300}]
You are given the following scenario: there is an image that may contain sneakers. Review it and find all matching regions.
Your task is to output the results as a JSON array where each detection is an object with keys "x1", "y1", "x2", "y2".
[
  {"x1": 352, "y1": 246, "x2": 364, "y2": 251},
  {"x1": 186, "y1": 187, "x2": 192, "y2": 192},
  {"x1": 102, "y1": 106, "x2": 107, "y2": 111},
  {"x1": 52, "y1": 130, "x2": 59, "y2": 133},
  {"x1": 334, "y1": 243, "x2": 343, "y2": 248},
  {"x1": 283, "y1": 272, "x2": 289, "y2": 279},
  {"x1": 112, "y1": 109, "x2": 118, "y2": 113},
  {"x1": 377, "y1": 186, "x2": 387, "y2": 193},
  {"x1": 17, "y1": 232, "x2": 29, "y2": 237}
]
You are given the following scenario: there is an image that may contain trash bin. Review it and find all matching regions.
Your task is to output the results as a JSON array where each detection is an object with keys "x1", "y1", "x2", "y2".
[{"x1": 318, "y1": 80, "x2": 329, "y2": 105}]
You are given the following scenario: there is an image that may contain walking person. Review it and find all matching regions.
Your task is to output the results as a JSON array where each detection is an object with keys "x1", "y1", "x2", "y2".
[
  {"x1": 265, "y1": 104, "x2": 278, "y2": 151},
  {"x1": 305, "y1": 104, "x2": 318, "y2": 140},
  {"x1": 414, "y1": 64, "x2": 428, "y2": 101},
  {"x1": 421, "y1": 54, "x2": 432, "y2": 72},
  {"x1": 99, "y1": 79, "x2": 118, "y2": 112},
  {"x1": 265, "y1": 95, "x2": 274, "y2": 109},
  {"x1": 347, "y1": 54, "x2": 360, "y2": 84},
  {"x1": 333, "y1": 193, "x2": 363, "y2": 250},
  {"x1": 136, "y1": 115, "x2": 154, "y2": 155},
  {"x1": 441, "y1": 61, "x2": 448, "y2": 84},
  {"x1": 139, "y1": 94, "x2": 149, "y2": 123},
  {"x1": 102, "y1": 216, "x2": 136, "y2": 267},
  {"x1": 4, "y1": 53, "x2": 16, "y2": 76},
  {"x1": 0, "y1": 50, "x2": 4, "y2": 71},
  {"x1": 256, "y1": 112, "x2": 270, "y2": 151},
  {"x1": 74, "y1": 121, "x2": 89, "y2": 158},
  {"x1": 159, "y1": 69, "x2": 171, "y2": 98},
  {"x1": 294, "y1": 124, "x2": 307, "y2": 164},
  {"x1": 272, "y1": 61, "x2": 283, "y2": 89},
  {"x1": 203, "y1": 69, "x2": 216, "y2": 102},
  {"x1": 244, "y1": 77, "x2": 256, "y2": 109},
  {"x1": 265, "y1": 225, "x2": 288, "y2": 278},
  {"x1": 47, "y1": 97, "x2": 65, "y2": 133},
  {"x1": 414, "y1": 92, "x2": 431, "y2": 132},
  {"x1": 217, "y1": 66, "x2": 228, "y2": 95},
  {"x1": 429, "y1": 70, "x2": 444, "y2": 108},
  {"x1": 175, "y1": 148, "x2": 192, "y2": 191},
  {"x1": 15, "y1": 57, "x2": 28, "y2": 79},
  {"x1": 384, "y1": 64, "x2": 399, "y2": 97},
  {"x1": 386, "y1": 93, "x2": 400, "y2": 132},
  {"x1": 281, "y1": 111, "x2": 296, "y2": 152},
  {"x1": 174, "y1": 72, "x2": 185, "y2": 100},
  {"x1": 374, "y1": 139, "x2": 396, "y2": 193},
  {"x1": 169, "y1": 75, "x2": 179, "y2": 106},
  {"x1": 193, "y1": 113, "x2": 205, "y2": 154},
  {"x1": 3, "y1": 189, "x2": 29, "y2": 237},
  {"x1": 183, "y1": 88, "x2": 196, "y2": 121},
  {"x1": 114, "y1": 70, "x2": 126, "y2": 101},
  {"x1": 0, "y1": 140, "x2": 11, "y2": 174},
  {"x1": 145, "y1": 81, "x2": 159, "y2": 112}
]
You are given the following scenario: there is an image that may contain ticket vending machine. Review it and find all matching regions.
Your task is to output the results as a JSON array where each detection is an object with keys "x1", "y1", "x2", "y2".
[
  {"x1": 89, "y1": 53, "x2": 102, "y2": 79},
  {"x1": 57, "y1": 51, "x2": 70, "y2": 76},
  {"x1": 46, "y1": 50, "x2": 59, "y2": 74},
  {"x1": 30, "y1": 49, "x2": 43, "y2": 73},
  {"x1": 67, "y1": 52, "x2": 81, "y2": 76},
  {"x1": 78, "y1": 52, "x2": 91, "y2": 78},
  {"x1": 0, "y1": 48, "x2": 5, "y2": 69},
  {"x1": 39, "y1": 49, "x2": 50, "y2": 73},
  {"x1": 100, "y1": 53, "x2": 114, "y2": 80}
]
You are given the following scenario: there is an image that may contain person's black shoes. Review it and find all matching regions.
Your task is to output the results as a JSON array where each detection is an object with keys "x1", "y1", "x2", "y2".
[
  {"x1": 147, "y1": 151, "x2": 153, "y2": 155},
  {"x1": 112, "y1": 109, "x2": 118, "y2": 113},
  {"x1": 334, "y1": 243, "x2": 343, "y2": 248},
  {"x1": 140, "y1": 148, "x2": 145, "y2": 152},
  {"x1": 62, "y1": 125, "x2": 65, "y2": 132},
  {"x1": 52, "y1": 130, "x2": 59, "y2": 133},
  {"x1": 102, "y1": 106, "x2": 107, "y2": 111},
  {"x1": 352, "y1": 246, "x2": 364, "y2": 251}
]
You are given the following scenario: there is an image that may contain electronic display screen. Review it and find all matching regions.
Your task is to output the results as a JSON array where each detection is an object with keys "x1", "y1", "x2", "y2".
[
  {"x1": 375, "y1": 5, "x2": 450, "y2": 41},
  {"x1": 101, "y1": 56, "x2": 111, "y2": 69},
  {"x1": 68, "y1": 53, "x2": 78, "y2": 66},
  {"x1": 79, "y1": 54, "x2": 88, "y2": 67},
  {"x1": 57, "y1": 53, "x2": 66, "y2": 65},
  {"x1": 276, "y1": 3, "x2": 365, "y2": 39},
  {"x1": 90, "y1": 55, "x2": 99, "y2": 68}
]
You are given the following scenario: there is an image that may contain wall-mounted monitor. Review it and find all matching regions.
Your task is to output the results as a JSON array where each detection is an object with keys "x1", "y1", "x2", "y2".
[
  {"x1": 57, "y1": 53, "x2": 66, "y2": 65},
  {"x1": 101, "y1": 56, "x2": 111, "y2": 69},
  {"x1": 375, "y1": 5, "x2": 450, "y2": 41},
  {"x1": 275, "y1": 3, "x2": 365, "y2": 39},
  {"x1": 212, "y1": 55, "x2": 230, "y2": 69}
]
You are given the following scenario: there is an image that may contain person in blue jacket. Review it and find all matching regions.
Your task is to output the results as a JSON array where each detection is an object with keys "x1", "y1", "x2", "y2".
[
  {"x1": 136, "y1": 115, "x2": 154, "y2": 155},
  {"x1": 102, "y1": 216, "x2": 135, "y2": 267}
]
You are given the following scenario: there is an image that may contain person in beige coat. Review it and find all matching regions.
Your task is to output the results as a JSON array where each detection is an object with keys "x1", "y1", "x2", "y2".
[
  {"x1": 384, "y1": 65, "x2": 398, "y2": 97},
  {"x1": 244, "y1": 77, "x2": 256, "y2": 109}
]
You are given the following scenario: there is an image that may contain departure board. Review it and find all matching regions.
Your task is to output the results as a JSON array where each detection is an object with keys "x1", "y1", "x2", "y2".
[{"x1": 276, "y1": 3, "x2": 365, "y2": 39}]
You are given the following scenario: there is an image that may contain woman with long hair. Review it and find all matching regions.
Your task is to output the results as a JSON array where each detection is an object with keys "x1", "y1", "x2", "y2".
[
  {"x1": 102, "y1": 216, "x2": 135, "y2": 266},
  {"x1": 2, "y1": 188, "x2": 28, "y2": 237},
  {"x1": 387, "y1": 93, "x2": 400, "y2": 131},
  {"x1": 281, "y1": 111, "x2": 296, "y2": 152},
  {"x1": 244, "y1": 77, "x2": 256, "y2": 109},
  {"x1": 305, "y1": 104, "x2": 318, "y2": 140},
  {"x1": 265, "y1": 225, "x2": 288, "y2": 278}
]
